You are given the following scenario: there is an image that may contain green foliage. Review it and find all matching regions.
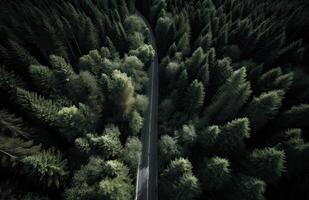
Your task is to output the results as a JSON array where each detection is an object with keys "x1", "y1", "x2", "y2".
[
  {"x1": 129, "y1": 44, "x2": 155, "y2": 64},
  {"x1": 121, "y1": 137, "x2": 142, "y2": 173},
  {"x1": 2, "y1": 0, "x2": 309, "y2": 199},
  {"x1": 159, "y1": 135, "x2": 181, "y2": 167},
  {"x1": 0, "y1": 135, "x2": 41, "y2": 167},
  {"x1": 109, "y1": 70, "x2": 135, "y2": 118},
  {"x1": 228, "y1": 175, "x2": 266, "y2": 200},
  {"x1": 197, "y1": 125, "x2": 220, "y2": 150},
  {"x1": 156, "y1": 0, "x2": 309, "y2": 199},
  {"x1": 248, "y1": 148, "x2": 285, "y2": 183},
  {"x1": 176, "y1": 124, "x2": 197, "y2": 153},
  {"x1": 244, "y1": 90, "x2": 285, "y2": 132},
  {"x1": 0, "y1": 1, "x2": 153, "y2": 198},
  {"x1": 184, "y1": 80, "x2": 205, "y2": 117},
  {"x1": 216, "y1": 118, "x2": 250, "y2": 155},
  {"x1": 198, "y1": 157, "x2": 231, "y2": 190},
  {"x1": 75, "y1": 125, "x2": 123, "y2": 159},
  {"x1": 279, "y1": 104, "x2": 309, "y2": 129},
  {"x1": 65, "y1": 157, "x2": 133, "y2": 200},
  {"x1": 160, "y1": 158, "x2": 200, "y2": 200},
  {"x1": 205, "y1": 67, "x2": 252, "y2": 124},
  {"x1": 185, "y1": 47, "x2": 205, "y2": 79},
  {"x1": 128, "y1": 110, "x2": 144, "y2": 136},
  {"x1": 29, "y1": 65, "x2": 56, "y2": 95},
  {"x1": 57, "y1": 104, "x2": 97, "y2": 141},
  {"x1": 155, "y1": 16, "x2": 173, "y2": 56},
  {"x1": 22, "y1": 149, "x2": 68, "y2": 188},
  {"x1": 16, "y1": 88, "x2": 60, "y2": 125},
  {"x1": 0, "y1": 109, "x2": 31, "y2": 138}
]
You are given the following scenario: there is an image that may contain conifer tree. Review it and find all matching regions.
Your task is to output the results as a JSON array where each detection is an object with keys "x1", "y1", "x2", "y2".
[
  {"x1": 244, "y1": 90, "x2": 285, "y2": 132},
  {"x1": 109, "y1": 70, "x2": 135, "y2": 118},
  {"x1": 184, "y1": 80, "x2": 205, "y2": 117},
  {"x1": 159, "y1": 135, "x2": 181, "y2": 167},
  {"x1": 121, "y1": 137, "x2": 142, "y2": 173},
  {"x1": 198, "y1": 157, "x2": 231, "y2": 190},
  {"x1": 205, "y1": 67, "x2": 251, "y2": 124},
  {"x1": 216, "y1": 118, "x2": 250, "y2": 156},
  {"x1": 159, "y1": 158, "x2": 200, "y2": 200},
  {"x1": 248, "y1": 148, "x2": 285, "y2": 183},
  {"x1": 228, "y1": 175, "x2": 265, "y2": 200},
  {"x1": 21, "y1": 149, "x2": 68, "y2": 188},
  {"x1": 15, "y1": 88, "x2": 60, "y2": 126},
  {"x1": 128, "y1": 110, "x2": 144, "y2": 136}
]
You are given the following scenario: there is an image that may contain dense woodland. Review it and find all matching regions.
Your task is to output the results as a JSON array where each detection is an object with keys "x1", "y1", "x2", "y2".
[
  {"x1": 0, "y1": 0, "x2": 154, "y2": 199},
  {"x1": 148, "y1": 0, "x2": 309, "y2": 200},
  {"x1": 1, "y1": 0, "x2": 309, "y2": 199}
]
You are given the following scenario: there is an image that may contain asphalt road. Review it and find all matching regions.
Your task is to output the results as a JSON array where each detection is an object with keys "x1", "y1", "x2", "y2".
[{"x1": 135, "y1": 11, "x2": 158, "y2": 200}]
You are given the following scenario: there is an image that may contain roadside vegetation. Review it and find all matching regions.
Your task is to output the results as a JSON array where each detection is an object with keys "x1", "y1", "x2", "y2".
[
  {"x1": 0, "y1": 0, "x2": 154, "y2": 199},
  {"x1": 141, "y1": 0, "x2": 309, "y2": 199},
  {"x1": 1, "y1": 0, "x2": 309, "y2": 200}
]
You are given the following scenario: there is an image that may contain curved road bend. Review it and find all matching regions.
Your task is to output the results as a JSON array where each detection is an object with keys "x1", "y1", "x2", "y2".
[{"x1": 135, "y1": 11, "x2": 158, "y2": 200}]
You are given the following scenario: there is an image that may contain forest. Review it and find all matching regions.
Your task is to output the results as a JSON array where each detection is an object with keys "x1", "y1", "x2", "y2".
[{"x1": 1, "y1": 0, "x2": 309, "y2": 200}]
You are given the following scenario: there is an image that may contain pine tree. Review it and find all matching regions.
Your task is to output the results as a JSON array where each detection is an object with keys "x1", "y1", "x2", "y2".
[
  {"x1": 279, "y1": 104, "x2": 309, "y2": 129},
  {"x1": 159, "y1": 135, "x2": 181, "y2": 167},
  {"x1": 184, "y1": 80, "x2": 205, "y2": 117},
  {"x1": 109, "y1": 70, "x2": 135, "y2": 118},
  {"x1": 198, "y1": 157, "x2": 231, "y2": 190},
  {"x1": 197, "y1": 125, "x2": 220, "y2": 150},
  {"x1": 205, "y1": 67, "x2": 251, "y2": 124},
  {"x1": 228, "y1": 175, "x2": 265, "y2": 200},
  {"x1": 244, "y1": 90, "x2": 284, "y2": 132},
  {"x1": 185, "y1": 47, "x2": 205, "y2": 80},
  {"x1": 128, "y1": 44, "x2": 155, "y2": 64},
  {"x1": 21, "y1": 149, "x2": 68, "y2": 188},
  {"x1": 248, "y1": 147, "x2": 285, "y2": 183},
  {"x1": 216, "y1": 118, "x2": 250, "y2": 156},
  {"x1": 49, "y1": 55, "x2": 75, "y2": 85},
  {"x1": 75, "y1": 130, "x2": 122, "y2": 159},
  {"x1": 15, "y1": 88, "x2": 60, "y2": 126},
  {"x1": 29, "y1": 65, "x2": 57, "y2": 96},
  {"x1": 256, "y1": 68, "x2": 293, "y2": 93},
  {"x1": 65, "y1": 157, "x2": 133, "y2": 200},
  {"x1": 155, "y1": 16, "x2": 173, "y2": 57},
  {"x1": 160, "y1": 158, "x2": 200, "y2": 200},
  {"x1": 7, "y1": 40, "x2": 39, "y2": 71},
  {"x1": 121, "y1": 136, "x2": 141, "y2": 173},
  {"x1": 128, "y1": 110, "x2": 144, "y2": 136}
]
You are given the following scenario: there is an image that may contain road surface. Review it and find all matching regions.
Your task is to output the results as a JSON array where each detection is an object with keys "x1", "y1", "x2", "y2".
[{"x1": 135, "y1": 11, "x2": 158, "y2": 200}]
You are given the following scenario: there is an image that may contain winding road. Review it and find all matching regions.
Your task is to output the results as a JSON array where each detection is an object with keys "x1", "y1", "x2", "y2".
[{"x1": 135, "y1": 11, "x2": 158, "y2": 200}]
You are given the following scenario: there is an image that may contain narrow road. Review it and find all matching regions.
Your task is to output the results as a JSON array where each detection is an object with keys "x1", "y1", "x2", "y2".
[{"x1": 135, "y1": 11, "x2": 158, "y2": 200}]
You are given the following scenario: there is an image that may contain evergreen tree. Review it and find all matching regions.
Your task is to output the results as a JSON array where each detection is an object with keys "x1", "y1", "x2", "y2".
[
  {"x1": 15, "y1": 88, "x2": 60, "y2": 126},
  {"x1": 121, "y1": 137, "x2": 142, "y2": 173},
  {"x1": 109, "y1": 70, "x2": 135, "y2": 118},
  {"x1": 248, "y1": 147, "x2": 285, "y2": 183},
  {"x1": 205, "y1": 67, "x2": 251, "y2": 124},
  {"x1": 159, "y1": 158, "x2": 200, "y2": 200},
  {"x1": 75, "y1": 125, "x2": 123, "y2": 159},
  {"x1": 216, "y1": 118, "x2": 250, "y2": 156},
  {"x1": 159, "y1": 135, "x2": 181, "y2": 167},
  {"x1": 244, "y1": 90, "x2": 285, "y2": 132},
  {"x1": 185, "y1": 47, "x2": 205, "y2": 80},
  {"x1": 128, "y1": 110, "x2": 144, "y2": 136},
  {"x1": 198, "y1": 157, "x2": 231, "y2": 190},
  {"x1": 184, "y1": 80, "x2": 205, "y2": 117},
  {"x1": 228, "y1": 175, "x2": 266, "y2": 200},
  {"x1": 279, "y1": 104, "x2": 309, "y2": 129},
  {"x1": 21, "y1": 149, "x2": 68, "y2": 188}
]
